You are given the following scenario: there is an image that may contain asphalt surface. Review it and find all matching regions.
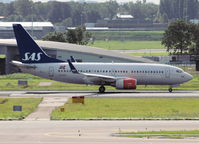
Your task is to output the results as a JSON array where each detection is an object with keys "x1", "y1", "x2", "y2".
[
  {"x1": 1, "y1": 90, "x2": 199, "y2": 98},
  {"x1": 1, "y1": 90, "x2": 199, "y2": 144}
]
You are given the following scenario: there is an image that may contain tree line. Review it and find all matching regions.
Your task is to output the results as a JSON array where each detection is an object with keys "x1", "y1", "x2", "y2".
[
  {"x1": 158, "y1": 0, "x2": 198, "y2": 23},
  {"x1": 0, "y1": 0, "x2": 156, "y2": 26},
  {"x1": 0, "y1": 0, "x2": 199, "y2": 26}
]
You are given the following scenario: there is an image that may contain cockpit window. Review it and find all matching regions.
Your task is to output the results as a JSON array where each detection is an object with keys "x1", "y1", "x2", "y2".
[{"x1": 176, "y1": 69, "x2": 183, "y2": 73}]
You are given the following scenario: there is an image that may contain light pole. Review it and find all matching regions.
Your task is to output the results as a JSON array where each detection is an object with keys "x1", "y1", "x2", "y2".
[{"x1": 31, "y1": 5, "x2": 33, "y2": 37}]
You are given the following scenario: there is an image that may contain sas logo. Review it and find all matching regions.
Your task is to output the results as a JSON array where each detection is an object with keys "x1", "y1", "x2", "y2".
[{"x1": 22, "y1": 52, "x2": 42, "y2": 61}]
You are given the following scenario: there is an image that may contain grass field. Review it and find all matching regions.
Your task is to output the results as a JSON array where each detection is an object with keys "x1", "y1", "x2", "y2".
[
  {"x1": 90, "y1": 31, "x2": 164, "y2": 41},
  {"x1": 51, "y1": 98, "x2": 199, "y2": 120},
  {"x1": 127, "y1": 52, "x2": 169, "y2": 56},
  {"x1": 89, "y1": 41, "x2": 165, "y2": 50},
  {"x1": 0, "y1": 98, "x2": 42, "y2": 120},
  {"x1": 113, "y1": 130, "x2": 199, "y2": 139},
  {"x1": 0, "y1": 73, "x2": 115, "y2": 91},
  {"x1": 0, "y1": 55, "x2": 5, "y2": 58}
]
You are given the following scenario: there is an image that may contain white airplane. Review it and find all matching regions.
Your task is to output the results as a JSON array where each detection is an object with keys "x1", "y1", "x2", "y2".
[{"x1": 12, "y1": 24, "x2": 193, "y2": 93}]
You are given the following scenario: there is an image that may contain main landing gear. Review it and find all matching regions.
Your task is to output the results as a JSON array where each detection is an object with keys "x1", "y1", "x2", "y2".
[
  {"x1": 168, "y1": 84, "x2": 180, "y2": 93},
  {"x1": 99, "y1": 85, "x2": 105, "y2": 93},
  {"x1": 168, "y1": 88, "x2": 173, "y2": 93}
]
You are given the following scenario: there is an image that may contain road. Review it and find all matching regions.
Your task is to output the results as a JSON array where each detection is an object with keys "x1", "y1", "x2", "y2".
[{"x1": 112, "y1": 49, "x2": 166, "y2": 53}]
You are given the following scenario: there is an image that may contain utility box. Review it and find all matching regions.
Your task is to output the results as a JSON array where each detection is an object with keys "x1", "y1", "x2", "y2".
[
  {"x1": 13, "y1": 105, "x2": 22, "y2": 111},
  {"x1": 18, "y1": 80, "x2": 28, "y2": 87},
  {"x1": 72, "y1": 96, "x2": 84, "y2": 104},
  {"x1": 60, "y1": 107, "x2": 65, "y2": 112}
]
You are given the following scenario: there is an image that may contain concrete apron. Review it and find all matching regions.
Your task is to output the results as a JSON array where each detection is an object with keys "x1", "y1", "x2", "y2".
[{"x1": 24, "y1": 97, "x2": 68, "y2": 121}]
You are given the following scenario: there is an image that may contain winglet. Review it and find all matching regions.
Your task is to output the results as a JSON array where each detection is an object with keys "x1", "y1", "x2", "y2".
[
  {"x1": 67, "y1": 60, "x2": 79, "y2": 74},
  {"x1": 70, "y1": 56, "x2": 76, "y2": 62}
]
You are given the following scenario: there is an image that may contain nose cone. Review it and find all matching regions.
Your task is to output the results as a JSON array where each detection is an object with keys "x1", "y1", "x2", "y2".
[{"x1": 185, "y1": 72, "x2": 193, "y2": 82}]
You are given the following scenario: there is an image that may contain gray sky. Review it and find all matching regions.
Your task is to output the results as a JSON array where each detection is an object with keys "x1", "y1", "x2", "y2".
[{"x1": 33, "y1": 0, "x2": 160, "y2": 4}]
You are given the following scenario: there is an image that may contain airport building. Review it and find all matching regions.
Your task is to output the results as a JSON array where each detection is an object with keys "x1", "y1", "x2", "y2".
[
  {"x1": 0, "y1": 39, "x2": 154, "y2": 75},
  {"x1": 0, "y1": 22, "x2": 54, "y2": 39}
]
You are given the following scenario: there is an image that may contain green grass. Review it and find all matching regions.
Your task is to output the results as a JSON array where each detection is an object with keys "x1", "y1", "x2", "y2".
[
  {"x1": 114, "y1": 130, "x2": 199, "y2": 139},
  {"x1": 0, "y1": 73, "x2": 116, "y2": 91},
  {"x1": 89, "y1": 41, "x2": 165, "y2": 50},
  {"x1": 0, "y1": 55, "x2": 5, "y2": 58},
  {"x1": 51, "y1": 98, "x2": 199, "y2": 120},
  {"x1": 90, "y1": 31, "x2": 164, "y2": 41},
  {"x1": 0, "y1": 98, "x2": 42, "y2": 120},
  {"x1": 127, "y1": 52, "x2": 169, "y2": 56}
]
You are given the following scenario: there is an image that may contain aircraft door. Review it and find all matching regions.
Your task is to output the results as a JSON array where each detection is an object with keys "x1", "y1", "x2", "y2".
[
  {"x1": 111, "y1": 69, "x2": 115, "y2": 76},
  {"x1": 165, "y1": 68, "x2": 170, "y2": 79},
  {"x1": 48, "y1": 66, "x2": 54, "y2": 78}
]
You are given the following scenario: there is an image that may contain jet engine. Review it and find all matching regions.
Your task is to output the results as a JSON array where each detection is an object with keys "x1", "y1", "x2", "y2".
[{"x1": 116, "y1": 78, "x2": 137, "y2": 89}]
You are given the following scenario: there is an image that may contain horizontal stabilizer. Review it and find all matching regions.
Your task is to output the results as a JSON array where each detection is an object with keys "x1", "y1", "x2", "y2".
[{"x1": 11, "y1": 60, "x2": 37, "y2": 69}]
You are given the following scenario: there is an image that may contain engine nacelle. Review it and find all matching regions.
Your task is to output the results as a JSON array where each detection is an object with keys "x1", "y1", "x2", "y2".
[{"x1": 116, "y1": 78, "x2": 137, "y2": 89}]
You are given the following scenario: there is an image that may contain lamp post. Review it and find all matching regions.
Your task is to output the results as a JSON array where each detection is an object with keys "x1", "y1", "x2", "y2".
[{"x1": 31, "y1": 5, "x2": 33, "y2": 37}]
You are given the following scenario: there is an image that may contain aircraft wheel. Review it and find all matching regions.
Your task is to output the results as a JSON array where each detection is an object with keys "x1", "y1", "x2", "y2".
[
  {"x1": 169, "y1": 88, "x2": 173, "y2": 93},
  {"x1": 99, "y1": 86, "x2": 105, "y2": 93}
]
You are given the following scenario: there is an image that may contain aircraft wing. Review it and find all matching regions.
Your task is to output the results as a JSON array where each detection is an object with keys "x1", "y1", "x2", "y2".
[
  {"x1": 81, "y1": 72, "x2": 116, "y2": 82},
  {"x1": 67, "y1": 60, "x2": 117, "y2": 83}
]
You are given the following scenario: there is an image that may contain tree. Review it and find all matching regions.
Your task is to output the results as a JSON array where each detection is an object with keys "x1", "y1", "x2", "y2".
[
  {"x1": 43, "y1": 26, "x2": 92, "y2": 45},
  {"x1": 162, "y1": 20, "x2": 191, "y2": 54},
  {"x1": 42, "y1": 31, "x2": 66, "y2": 42},
  {"x1": 105, "y1": 0, "x2": 118, "y2": 19},
  {"x1": 158, "y1": 0, "x2": 198, "y2": 22},
  {"x1": 14, "y1": 0, "x2": 32, "y2": 17},
  {"x1": 66, "y1": 26, "x2": 92, "y2": 45},
  {"x1": 188, "y1": 23, "x2": 199, "y2": 55},
  {"x1": 66, "y1": 29, "x2": 77, "y2": 44},
  {"x1": 3, "y1": 2, "x2": 16, "y2": 17},
  {"x1": 48, "y1": 1, "x2": 71, "y2": 23},
  {"x1": 55, "y1": 18, "x2": 73, "y2": 27}
]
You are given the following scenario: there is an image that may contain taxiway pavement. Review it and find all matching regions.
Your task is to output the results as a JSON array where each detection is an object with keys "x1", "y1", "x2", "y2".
[
  {"x1": 1, "y1": 90, "x2": 199, "y2": 98},
  {"x1": 0, "y1": 120, "x2": 199, "y2": 144}
]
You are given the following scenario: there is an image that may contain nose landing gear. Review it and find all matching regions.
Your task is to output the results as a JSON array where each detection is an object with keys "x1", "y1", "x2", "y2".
[
  {"x1": 168, "y1": 84, "x2": 180, "y2": 93},
  {"x1": 169, "y1": 88, "x2": 173, "y2": 93},
  {"x1": 99, "y1": 85, "x2": 105, "y2": 93}
]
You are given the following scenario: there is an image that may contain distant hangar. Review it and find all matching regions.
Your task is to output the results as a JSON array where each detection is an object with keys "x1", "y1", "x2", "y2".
[
  {"x1": 0, "y1": 39, "x2": 154, "y2": 74},
  {"x1": 0, "y1": 22, "x2": 54, "y2": 39}
]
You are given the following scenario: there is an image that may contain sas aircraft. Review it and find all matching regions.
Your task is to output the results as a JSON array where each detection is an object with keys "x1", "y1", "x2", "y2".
[{"x1": 12, "y1": 24, "x2": 193, "y2": 93}]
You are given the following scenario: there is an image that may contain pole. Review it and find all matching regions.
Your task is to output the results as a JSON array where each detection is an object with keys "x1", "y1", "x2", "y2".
[{"x1": 31, "y1": 6, "x2": 33, "y2": 37}]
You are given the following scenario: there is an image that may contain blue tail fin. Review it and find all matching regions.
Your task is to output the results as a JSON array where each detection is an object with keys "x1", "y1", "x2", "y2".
[{"x1": 13, "y1": 24, "x2": 64, "y2": 63}]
